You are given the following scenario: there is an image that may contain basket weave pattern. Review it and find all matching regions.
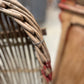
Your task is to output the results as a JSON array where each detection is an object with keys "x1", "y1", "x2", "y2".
[{"x1": 0, "y1": 0, "x2": 52, "y2": 83}]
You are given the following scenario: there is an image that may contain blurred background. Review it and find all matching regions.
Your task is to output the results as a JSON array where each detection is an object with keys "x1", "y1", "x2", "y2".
[{"x1": 18, "y1": 0, "x2": 61, "y2": 68}]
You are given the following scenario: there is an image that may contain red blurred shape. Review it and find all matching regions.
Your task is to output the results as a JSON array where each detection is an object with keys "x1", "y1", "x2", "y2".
[{"x1": 61, "y1": 0, "x2": 66, "y2": 3}]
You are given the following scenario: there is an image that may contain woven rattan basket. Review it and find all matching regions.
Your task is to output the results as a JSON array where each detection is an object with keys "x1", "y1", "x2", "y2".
[{"x1": 0, "y1": 0, "x2": 52, "y2": 84}]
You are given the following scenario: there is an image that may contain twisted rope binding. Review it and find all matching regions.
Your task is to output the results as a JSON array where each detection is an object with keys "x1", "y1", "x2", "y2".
[{"x1": 33, "y1": 39, "x2": 44, "y2": 46}]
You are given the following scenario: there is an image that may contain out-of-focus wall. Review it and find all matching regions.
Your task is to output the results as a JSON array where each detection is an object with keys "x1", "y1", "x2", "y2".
[{"x1": 18, "y1": 0, "x2": 47, "y2": 24}]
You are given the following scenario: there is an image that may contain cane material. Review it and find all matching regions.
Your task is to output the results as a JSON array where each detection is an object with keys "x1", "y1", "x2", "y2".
[{"x1": 0, "y1": 0, "x2": 52, "y2": 84}]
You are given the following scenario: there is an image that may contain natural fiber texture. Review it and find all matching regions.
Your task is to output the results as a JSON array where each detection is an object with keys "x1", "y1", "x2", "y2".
[{"x1": 0, "y1": 0, "x2": 52, "y2": 83}]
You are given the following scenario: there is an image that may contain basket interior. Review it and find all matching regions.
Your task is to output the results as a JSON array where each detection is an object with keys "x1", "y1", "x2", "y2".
[{"x1": 0, "y1": 13, "x2": 44, "y2": 84}]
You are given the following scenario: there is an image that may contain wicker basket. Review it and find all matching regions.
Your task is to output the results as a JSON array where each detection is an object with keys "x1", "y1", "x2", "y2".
[{"x1": 0, "y1": 0, "x2": 52, "y2": 84}]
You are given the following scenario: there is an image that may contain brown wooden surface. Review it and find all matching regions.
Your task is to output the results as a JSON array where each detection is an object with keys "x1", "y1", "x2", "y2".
[
  {"x1": 56, "y1": 25, "x2": 84, "y2": 84},
  {"x1": 53, "y1": 5, "x2": 84, "y2": 84},
  {"x1": 52, "y1": 11, "x2": 72, "y2": 83}
]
